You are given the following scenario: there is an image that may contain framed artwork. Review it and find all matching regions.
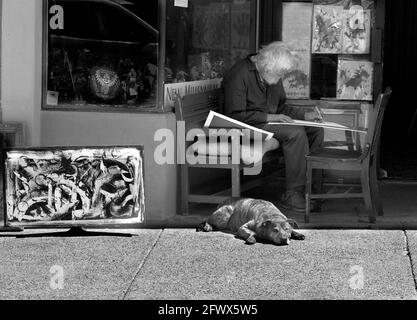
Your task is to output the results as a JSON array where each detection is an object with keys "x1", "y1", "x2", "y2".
[
  {"x1": 342, "y1": 9, "x2": 371, "y2": 54},
  {"x1": 336, "y1": 59, "x2": 373, "y2": 101},
  {"x1": 312, "y1": 5, "x2": 371, "y2": 54},
  {"x1": 312, "y1": 5, "x2": 344, "y2": 54},
  {"x1": 282, "y1": 40, "x2": 311, "y2": 99},
  {"x1": 2, "y1": 145, "x2": 145, "y2": 228},
  {"x1": 282, "y1": 3, "x2": 313, "y2": 99},
  {"x1": 312, "y1": 0, "x2": 374, "y2": 10}
]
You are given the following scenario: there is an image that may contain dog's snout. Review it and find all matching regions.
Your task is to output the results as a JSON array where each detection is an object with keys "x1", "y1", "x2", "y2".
[{"x1": 276, "y1": 237, "x2": 290, "y2": 245}]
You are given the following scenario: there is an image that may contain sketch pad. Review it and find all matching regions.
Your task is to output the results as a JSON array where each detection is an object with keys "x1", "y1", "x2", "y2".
[
  {"x1": 204, "y1": 111, "x2": 274, "y2": 140},
  {"x1": 268, "y1": 120, "x2": 367, "y2": 133}
]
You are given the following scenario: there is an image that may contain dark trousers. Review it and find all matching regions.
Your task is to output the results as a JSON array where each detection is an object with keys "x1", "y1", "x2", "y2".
[{"x1": 262, "y1": 124, "x2": 324, "y2": 191}]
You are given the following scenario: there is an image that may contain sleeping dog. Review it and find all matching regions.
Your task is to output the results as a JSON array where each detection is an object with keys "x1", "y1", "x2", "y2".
[{"x1": 197, "y1": 198, "x2": 305, "y2": 246}]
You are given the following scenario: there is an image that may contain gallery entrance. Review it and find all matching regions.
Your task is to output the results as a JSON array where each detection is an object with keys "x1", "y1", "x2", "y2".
[{"x1": 380, "y1": 0, "x2": 417, "y2": 180}]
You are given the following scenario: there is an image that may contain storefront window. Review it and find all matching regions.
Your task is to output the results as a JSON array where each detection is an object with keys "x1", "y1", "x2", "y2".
[
  {"x1": 43, "y1": 0, "x2": 160, "y2": 111},
  {"x1": 164, "y1": 0, "x2": 257, "y2": 83},
  {"x1": 163, "y1": 0, "x2": 257, "y2": 110}
]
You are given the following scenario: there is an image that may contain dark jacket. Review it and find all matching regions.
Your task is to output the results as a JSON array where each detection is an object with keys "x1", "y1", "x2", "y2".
[{"x1": 222, "y1": 55, "x2": 305, "y2": 127}]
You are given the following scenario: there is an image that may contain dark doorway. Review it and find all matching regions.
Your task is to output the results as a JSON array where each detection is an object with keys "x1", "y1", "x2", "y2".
[{"x1": 381, "y1": 0, "x2": 417, "y2": 180}]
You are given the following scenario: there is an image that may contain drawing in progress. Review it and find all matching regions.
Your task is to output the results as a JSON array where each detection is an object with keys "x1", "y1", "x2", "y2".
[
  {"x1": 337, "y1": 59, "x2": 373, "y2": 101},
  {"x1": 4, "y1": 146, "x2": 145, "y2": 226},
  {"x1": 268, "y1": 119, "x2": 366, "y2": 133}
]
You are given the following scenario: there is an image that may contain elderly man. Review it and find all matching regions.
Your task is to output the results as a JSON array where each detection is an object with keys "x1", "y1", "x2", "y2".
[{"x1": 222, "y1": 41, "x2": 323, "y2": 212}]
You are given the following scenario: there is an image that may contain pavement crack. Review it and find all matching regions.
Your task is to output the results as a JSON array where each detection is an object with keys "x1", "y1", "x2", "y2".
[
  {"x1": 120, "y1": 229, "x2": 164, "y2": 300},
  {"x1": 403, "y1": 230, "x2": 417, "y2": 294}
]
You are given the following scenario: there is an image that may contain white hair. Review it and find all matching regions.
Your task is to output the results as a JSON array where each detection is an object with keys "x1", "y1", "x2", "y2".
[{"x1": 252, "y1": 42, "x2": 298, "y2": 82}]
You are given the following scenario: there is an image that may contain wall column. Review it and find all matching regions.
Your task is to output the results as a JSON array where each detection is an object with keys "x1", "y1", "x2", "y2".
[{"x1": 1, "y1": 0, "x2": 42, "y2": 146}]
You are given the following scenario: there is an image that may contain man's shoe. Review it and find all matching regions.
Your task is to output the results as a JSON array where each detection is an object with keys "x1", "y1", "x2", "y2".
[{"x1": 279, "y1": 190, "x2": 306, "y2": 213}]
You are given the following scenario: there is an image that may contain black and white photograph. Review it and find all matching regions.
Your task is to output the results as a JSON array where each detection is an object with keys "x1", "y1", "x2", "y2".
[{"x1": 0, "y1": 0, "x2": 417, "y2": 312}]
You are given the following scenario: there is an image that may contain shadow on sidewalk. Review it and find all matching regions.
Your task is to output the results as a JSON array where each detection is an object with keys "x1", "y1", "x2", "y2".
[{"x1": 0, "y1": 227, "x2": 135, "y2": 238}]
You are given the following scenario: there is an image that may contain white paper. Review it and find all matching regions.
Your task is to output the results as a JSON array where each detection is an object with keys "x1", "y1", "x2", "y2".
[
  {"x1": 46, "y1": 90, "x2": 59, "y2": 106},
  {"x1": 164, "y1": 78, "x2": 222, "y2": 108},
  {"x1": 174, "y1": 0, "x2": 188, "y2": 8},
  {"x1": 205, "y1": 111, "x2": 274, "y2": 141}
]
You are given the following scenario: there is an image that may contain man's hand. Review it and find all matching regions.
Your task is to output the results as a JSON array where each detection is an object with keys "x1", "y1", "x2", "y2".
[
  {"x1": 267, "y1": 114, "x2": 294, "y2": 123},
  {"x1": 305, "y1": 111, "x2": 323, "y2": 122}
]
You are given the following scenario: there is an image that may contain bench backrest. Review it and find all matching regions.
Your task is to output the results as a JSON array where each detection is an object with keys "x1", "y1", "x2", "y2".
[{"x1": 174, "y1": 89, "x2": 222, "y2": 129}]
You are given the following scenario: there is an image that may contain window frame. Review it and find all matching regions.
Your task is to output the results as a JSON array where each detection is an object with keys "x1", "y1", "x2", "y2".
[
  {"x1": 42, "y1": 0, "x2": 166, "y2": 113},
  {"x1": 41, "y1": 0, "x2": 261, "y2": 113}
]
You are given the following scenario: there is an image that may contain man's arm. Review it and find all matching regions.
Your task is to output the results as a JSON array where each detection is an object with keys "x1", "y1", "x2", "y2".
[
  {"x1": 223, "y1": 73, "x2": 268, "y2": 125},
  {"x1": 275, "y1": 80, "x2": 307, "y2": 120},
  {"x1": 267, "y1": 113, "x2": 294, "y2": 123}
]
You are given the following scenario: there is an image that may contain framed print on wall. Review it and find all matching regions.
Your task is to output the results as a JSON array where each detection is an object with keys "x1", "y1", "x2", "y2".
[{"x1": 336, "y1": 59, "x2": 373, "y2": 101}]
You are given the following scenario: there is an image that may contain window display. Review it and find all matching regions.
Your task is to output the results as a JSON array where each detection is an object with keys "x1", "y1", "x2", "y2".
[
  {"x1": 43, "y1": 0, "x2": 159, "y2": 111},
  {"x1": 164, "y1": 0, "x2": 257, "y2": 84},
  {"x1": 42, "y1": 0, "x2": 378, "y2": 110}
]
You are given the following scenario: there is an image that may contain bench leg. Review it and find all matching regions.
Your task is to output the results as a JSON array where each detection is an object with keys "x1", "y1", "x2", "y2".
[
  {"x1": 305, "y1": 161, "x2": 312, "y2": 223},
  {"x1": 231, "y1": 165, "x2": 241, "y2": 197},
  {"x1": 370, "y1": 161, "x2": 384, "y2": 216},
  {"x1": 361, "y1": 166, "x2": 376, "y2": 223},
  {"x1": 180, "y1": 164, "x2": 190, "y2": 215}
]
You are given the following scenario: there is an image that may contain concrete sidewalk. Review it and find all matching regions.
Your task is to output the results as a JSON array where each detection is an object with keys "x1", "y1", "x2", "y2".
[{"x1": 0, "y1": 228, "x2": 416, "y2": 300}]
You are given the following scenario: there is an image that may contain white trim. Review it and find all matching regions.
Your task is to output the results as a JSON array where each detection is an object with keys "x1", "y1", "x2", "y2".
[
  {"x1": 204, "y1": 110, "x2": 274, "y2": 140},
  {"x1": 268, "y1": 120, "x2": 367, "y2": 133}
]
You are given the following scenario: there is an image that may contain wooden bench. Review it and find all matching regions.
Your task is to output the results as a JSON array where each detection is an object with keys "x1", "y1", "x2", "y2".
[{"x1": 174, "y1": 88, "x2": 281, "y2": 215}]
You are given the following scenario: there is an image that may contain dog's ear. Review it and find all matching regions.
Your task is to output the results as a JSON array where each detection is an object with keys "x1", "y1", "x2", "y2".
[
  {"x1": 213, "y1": 204, "x2": 233, "y2": 216},
  {"x1": 286, "y1": 219, "x2": 299, "y2": 229},
  {"x1": 221, "y1": 205, "x2": 234, "y2": 214}
]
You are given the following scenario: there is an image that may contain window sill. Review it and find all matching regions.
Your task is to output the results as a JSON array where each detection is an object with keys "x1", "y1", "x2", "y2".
[{"x1": 42, "y1": 103, "x2": 174, "y2": 114}]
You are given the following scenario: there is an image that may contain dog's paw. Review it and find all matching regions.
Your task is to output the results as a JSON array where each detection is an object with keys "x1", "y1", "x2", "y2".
[
  {"x1": 245, "y1": 235, "x2": 256, "y2": 245},
  {"x1": 286, "y1": 219, "x2": 299, "y2": 229},
  {"x1": 291, "y1": 232, "x2": 305, "y2": 241},
  {"x1": 196, "y1": 222, "x2": 213, "y2": 232}
]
